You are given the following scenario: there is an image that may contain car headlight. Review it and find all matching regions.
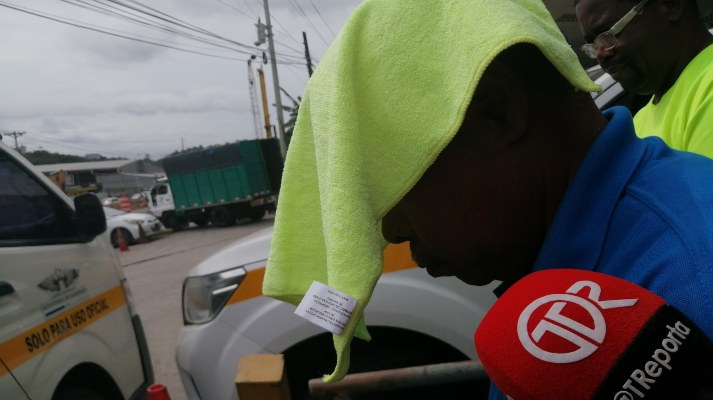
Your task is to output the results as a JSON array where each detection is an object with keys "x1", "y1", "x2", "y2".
[{"x1": 182, "y1": 267, "x2": 247, "y2": 324}]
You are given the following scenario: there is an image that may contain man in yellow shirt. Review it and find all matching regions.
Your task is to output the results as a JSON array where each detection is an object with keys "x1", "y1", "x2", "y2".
[{"x1": 576, "y1": 0, "x2": 713, "y2": 158}]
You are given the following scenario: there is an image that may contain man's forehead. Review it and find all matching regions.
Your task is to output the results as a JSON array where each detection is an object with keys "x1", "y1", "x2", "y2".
[
  {"x1": 575, "y1": 0, "x2": 633, "y2": 15},
  {"x1": 575, "y1": 0, "x2": 635, "y2": 6},
  {"x1": 576, "y1": 0, "x2": 632, "y2": 36}
]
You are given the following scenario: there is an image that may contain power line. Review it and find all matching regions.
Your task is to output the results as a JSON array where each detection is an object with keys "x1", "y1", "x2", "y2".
[
  {"x1": 87, "y1": 0, "x2": 262, "y2": 52},
  {"x1": 283, "y1": 63, "x2": 308, "y2": 86},
  {"x1": 213, "y1": 0, "x2": 254, "y2": 19},
  {"x1": 61, "y1": 0, "x2": 253, "y2": 55},
  {"x1": 0, "y1": 1, "x2": 248, "y2": 60},
  {"x1": 274, "y1": 38, "x2": 304, "y2": 56},
  {"x1": 87, "y1": 0, "x2": 308, "y2": 62},
  {"x1": 307, "y1": 0, "x2": 335, "y2": 37},
  {"x1": 269, "y1": 12, "x2": 304, "y2": 48},
  {"x1": 244, "y1": 0, "x2": 261, "y2": 20},
  {"x1": 286, "y1": 0, "x2": 329, "y2": 46},
  {"x1": 0, "y1": 1, "x2": 306, "y2": 64},
  {"x1": 121, "y1": 0, "x2": 258, "y2": 49}
]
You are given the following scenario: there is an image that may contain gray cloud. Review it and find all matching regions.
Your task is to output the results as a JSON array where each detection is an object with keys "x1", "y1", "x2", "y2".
[{"x1": 0, "y1": 0, "x2": 362, "y2": 159}]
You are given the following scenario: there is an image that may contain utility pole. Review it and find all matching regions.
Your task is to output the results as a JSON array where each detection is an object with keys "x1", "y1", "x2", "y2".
[
  {"x1": 257, "y1": 66, "x2": 273, "y2": 139},
  {"x1": 303, "y1": 31, "x2": 313, "y2": 77},
  {"x1": 262, "y1": 0, "x2": 287, "y2": 157},
  {"x1": 3, "y1": 131, "x2": 26, "y2": 151},
  {"x1": 247, "y1": 59, "x2": 265, "y2": 139}
]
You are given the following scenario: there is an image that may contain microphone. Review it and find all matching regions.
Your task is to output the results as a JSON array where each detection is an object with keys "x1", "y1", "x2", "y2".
[{"x1": 473, "y1": 269, "x2": 713, "y2": 400}]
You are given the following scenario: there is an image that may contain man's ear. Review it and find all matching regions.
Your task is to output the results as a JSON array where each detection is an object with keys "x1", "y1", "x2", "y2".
[{"x1": 469, "y1": 61, "x2": 528, "y2": 144}]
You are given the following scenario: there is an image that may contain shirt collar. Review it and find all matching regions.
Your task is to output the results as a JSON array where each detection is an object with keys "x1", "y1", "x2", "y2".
[
  {"x1": 495, "y1": 106, "x2": 646, "y2": 296},
  {"x1": 533, "y1": 106, "x2": 646, "y2": 271}
]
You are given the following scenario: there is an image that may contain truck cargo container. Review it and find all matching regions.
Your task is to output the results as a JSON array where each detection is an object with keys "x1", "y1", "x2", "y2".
[{"x1": 149, "y1": 138, "x2": 282, "y2": 230}]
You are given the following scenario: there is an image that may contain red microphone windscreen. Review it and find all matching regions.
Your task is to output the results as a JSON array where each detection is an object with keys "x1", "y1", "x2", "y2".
[{"x1": 474, "y1": 269, "x2": 713, "y2": 400}]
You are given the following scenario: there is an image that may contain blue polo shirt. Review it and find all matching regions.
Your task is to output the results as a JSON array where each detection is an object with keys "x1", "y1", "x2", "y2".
[
  {"x1": 533, "y1": 106, "x2": 713, "y2": 336},
  {"x1": 490, "y1": 106, "x2": 713, "y2": 399}
]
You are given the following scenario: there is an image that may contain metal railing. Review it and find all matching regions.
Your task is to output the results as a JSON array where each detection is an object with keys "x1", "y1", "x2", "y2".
[{"x1": 308, "y1": 360, "x2": 488, "y2": 399}]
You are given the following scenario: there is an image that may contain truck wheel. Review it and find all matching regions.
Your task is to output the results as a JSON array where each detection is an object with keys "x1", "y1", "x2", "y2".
[
  {"x1": 166, "y1": 214, "x2": 188, "y2": 231},
  {"x1": 191, "y1": 214, "x2": 209, "y2": 227},
  {"x1": 54, "y1": 386, "x2": 107, "y2": 400},
  {"x1": 284, "y1": 328, "x2": 490, "y2": 400},
  {"x1": 110, "y1": 228, "x2": 133, "y2": 248},
  {"x1": 211, "y1": 206, "x2": 236, "y2": 227},
  {"x1": 250, "y1": 208, "x2": 266, "y2": 222}
]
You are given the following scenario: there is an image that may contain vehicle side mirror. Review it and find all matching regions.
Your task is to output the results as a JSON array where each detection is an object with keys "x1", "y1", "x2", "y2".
[{"x1": 74, "y1": 194, "x2": 107, "y2": 241}]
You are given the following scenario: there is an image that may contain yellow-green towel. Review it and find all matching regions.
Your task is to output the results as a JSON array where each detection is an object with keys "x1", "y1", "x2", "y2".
[{"x1": 263, "y1": 0, "x2": 599, "y2": 383}]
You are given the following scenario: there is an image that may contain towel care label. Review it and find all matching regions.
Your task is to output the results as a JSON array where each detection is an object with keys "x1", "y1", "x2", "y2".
[{"x1": 295, "y1": 281, "x2": 358, "y2": 335}]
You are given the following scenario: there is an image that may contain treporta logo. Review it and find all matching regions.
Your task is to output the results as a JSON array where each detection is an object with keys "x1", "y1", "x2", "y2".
[{"x1": 517, "y1": 280, "x2": 638, "y2": 364}]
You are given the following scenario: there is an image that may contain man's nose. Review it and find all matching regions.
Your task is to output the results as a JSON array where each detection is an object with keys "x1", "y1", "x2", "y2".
[{"x1": 381, "y1": 207, "x2": 411, "y2": 244}]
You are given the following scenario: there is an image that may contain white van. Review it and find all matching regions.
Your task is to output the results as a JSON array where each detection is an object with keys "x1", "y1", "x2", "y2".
[{"x1": 0, "y1": 140, "x2": 153, "y2": 400}]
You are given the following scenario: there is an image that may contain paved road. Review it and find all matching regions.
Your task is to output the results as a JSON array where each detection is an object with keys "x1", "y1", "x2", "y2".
[{"x1": 119, "y1": 215, "x2": 274, "y2": 400}]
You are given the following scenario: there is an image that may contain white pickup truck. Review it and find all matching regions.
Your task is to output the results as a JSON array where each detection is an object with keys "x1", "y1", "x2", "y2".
[{"x1": 176, "y1": 225, "x2": 499, "y2": 400}]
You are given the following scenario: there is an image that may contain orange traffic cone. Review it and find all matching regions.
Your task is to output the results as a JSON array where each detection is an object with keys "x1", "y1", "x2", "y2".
[
  {"x1": 117, "y1": 229, "x2": 129, "y2": 252},
  {"x1": 119, "y1": 195, "x2": 132, "y2": 212},
  {"x1": 146, "y1": 384, "x2": 171, "y2": 400}
]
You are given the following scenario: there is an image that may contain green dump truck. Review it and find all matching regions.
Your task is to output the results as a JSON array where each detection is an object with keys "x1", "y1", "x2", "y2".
[{"x1": 148, "y1": 138, "x2": 282, "y2": 230}]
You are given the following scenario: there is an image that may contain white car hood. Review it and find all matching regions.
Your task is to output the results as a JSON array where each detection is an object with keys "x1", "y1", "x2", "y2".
[{"x1": 189, "y1": 225, "x2": 274, "y2": 277}]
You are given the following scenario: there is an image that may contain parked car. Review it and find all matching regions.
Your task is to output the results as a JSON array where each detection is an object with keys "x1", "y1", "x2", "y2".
[
  {"x1": 103, "y1": 206, "x2": 164, "y2": 247},
  {"x1": 176, "y1": 225, "x2": 498, "y2": 400},
  {"x1": 101, "y1": 196, "x2": 120, "y2": 208},
  {"x1": 130, "y1": 192, "x2": 149, "y2": 209}
]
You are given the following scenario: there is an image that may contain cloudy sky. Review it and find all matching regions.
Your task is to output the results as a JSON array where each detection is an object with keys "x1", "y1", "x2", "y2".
[{"x1": 0, "y1": 0, "x2": 362, "y2": 160}]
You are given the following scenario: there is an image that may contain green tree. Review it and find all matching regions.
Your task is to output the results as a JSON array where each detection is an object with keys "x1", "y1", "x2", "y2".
[
  {"x1": 281, "y1": 92, "x2": 301, "y2": 149},
  {"x1": 25, "y1": 150, "x2": 88, "y2": 165}
]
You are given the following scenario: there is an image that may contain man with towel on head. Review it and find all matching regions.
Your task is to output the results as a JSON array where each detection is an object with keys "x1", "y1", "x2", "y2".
[{"x1": 263, "y1": 0, "x2": 713, "y2": 398}]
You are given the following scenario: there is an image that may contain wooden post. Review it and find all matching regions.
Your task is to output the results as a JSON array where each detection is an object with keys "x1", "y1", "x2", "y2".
[{"x1": 235, "y1": 354, "x2": 292, "y2": 400}]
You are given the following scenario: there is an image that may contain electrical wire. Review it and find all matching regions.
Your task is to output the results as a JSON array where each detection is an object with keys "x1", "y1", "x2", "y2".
[
  {"x1": 0, "y1": 0, "x2": 306, "y2": 64},
  {"x1": 214, "y1": 0, "x2": 254, "y2": 19},
  {"x1": 274, "y1": 38, "x2": 303, "y2": 56},
  {"x1": 95, "y1": 0, "x2": 261, "y2": 52},
  {"x1": 286, "y1": 0, "x2": 329, "y2": 46},
  {"x1": 100, "y1": 0, "x2": 307, "y2": 62},
  {"x1": 0, "y1": 0, "x2": 351, "y2": 158},
  {"x1": 244, "y1": 0, "x2": 261, "y2": 20},
  {"x1": 0, "y1": 1, "x2": 249, "y2": 60},
  {"x1": 269, "y1": 11, "x2": 304, "y2": 48},
  {"x1": 283, "y1": 63, "x2": 309, "y2": 85},
  {"x1": 307, "y1": 0, "x2": 335, "y2": 37},
  {"x1": 61, "y1": 0, "x2": 254, "y2": 55}
]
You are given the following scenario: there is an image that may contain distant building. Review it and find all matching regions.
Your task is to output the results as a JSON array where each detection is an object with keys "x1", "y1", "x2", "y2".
[
  {"x1": 36, "y1": 159, "x2": 165, "y2": 196},
  {"x1": 84, "y1": 153, "x2": 104, "y2": 161}
]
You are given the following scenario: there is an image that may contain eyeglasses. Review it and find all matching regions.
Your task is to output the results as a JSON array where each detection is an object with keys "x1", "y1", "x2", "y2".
[{"x1": 580, "y1": 0, "x2": 649, "y2": 59}]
